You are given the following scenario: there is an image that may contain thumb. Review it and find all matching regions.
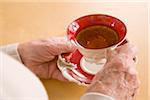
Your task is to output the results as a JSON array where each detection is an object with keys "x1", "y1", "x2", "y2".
[
  {"x1": 116, "y1": 42, "x2": 138, "y2": 59},
  {"x1": 47, "y1": 37, "x2": 76, "y2": 55}
]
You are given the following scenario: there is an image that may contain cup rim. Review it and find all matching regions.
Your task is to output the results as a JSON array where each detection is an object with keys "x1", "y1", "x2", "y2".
[
  {"x1": 67, "y1": 14, "x2": 127, "y2": 50},
  {"x1": 70, "y1": 37, "x2": 127, "y2": 51}
]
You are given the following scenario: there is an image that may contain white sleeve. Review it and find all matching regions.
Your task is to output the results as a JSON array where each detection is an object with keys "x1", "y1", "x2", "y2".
[
  {"x1": 0, "y1": 43, "x2": 22, "y2": 63},
  {"x1": 80, "y1": 92, "x2": 114, "y2": 100}
]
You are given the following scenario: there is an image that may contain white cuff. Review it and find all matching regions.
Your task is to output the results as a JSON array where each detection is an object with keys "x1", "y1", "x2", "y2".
[
  {"x1": 0, "y1": 43, "x2": 22, "y2": 63},
  {"x1": 80, "y1": 92, "x2": 114, "y2": 100}
]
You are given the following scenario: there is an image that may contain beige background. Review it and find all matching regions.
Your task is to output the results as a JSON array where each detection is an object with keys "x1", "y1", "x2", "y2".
[{"x1": 0, "y1": 2, "x2": 148, "y2": 100}]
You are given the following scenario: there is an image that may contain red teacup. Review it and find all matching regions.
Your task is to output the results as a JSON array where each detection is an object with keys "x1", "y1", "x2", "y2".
[
  {"x1": 67, "y1": 14, "x2": 127, "y2": 74},
  {"x1": 57, "y1": 14, "x2": 127, "y2": 84}
]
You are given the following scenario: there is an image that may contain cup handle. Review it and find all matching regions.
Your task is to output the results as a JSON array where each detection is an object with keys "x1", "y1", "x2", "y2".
[{"x1": 118, "y1": 39, "x2": 128, "y2": 46}]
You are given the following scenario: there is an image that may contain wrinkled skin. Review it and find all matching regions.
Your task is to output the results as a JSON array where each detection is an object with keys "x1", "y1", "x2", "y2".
[
  {"x1": 86, "y1": 43, "x2": 140, "y2": 100},
  {"x1": 18, "y1": 37, "x2": 76, "y2": 81},
  {"x1": 18, "y1": 37, "x2": 140, "y2": 99}
]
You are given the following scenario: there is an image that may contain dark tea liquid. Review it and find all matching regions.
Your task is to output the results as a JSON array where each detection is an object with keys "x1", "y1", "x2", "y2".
[{"x1": 76, "y1": 25, "x2": 119, "y2": 49}]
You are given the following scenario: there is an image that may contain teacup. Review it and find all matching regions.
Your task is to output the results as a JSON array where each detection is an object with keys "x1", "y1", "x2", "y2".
[{"x1": 67, "y1": 14, "x2": 127, "y2": 75}]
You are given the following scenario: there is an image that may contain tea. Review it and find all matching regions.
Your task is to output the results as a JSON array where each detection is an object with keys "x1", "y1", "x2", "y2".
[{"x1": 76, "y1": 25, "x2": 119, "y2": 49}]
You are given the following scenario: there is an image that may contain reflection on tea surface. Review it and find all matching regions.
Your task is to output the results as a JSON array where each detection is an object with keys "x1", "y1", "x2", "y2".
[{"x1": 76, "y1": 25, "x2": 119, "y2": 49}]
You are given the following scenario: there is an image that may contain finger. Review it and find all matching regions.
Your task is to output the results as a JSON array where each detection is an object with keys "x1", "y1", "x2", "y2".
[
  {"x1": 48, "y1": 58, "x2": 68, "y2": 81},
  {"x1": 47, "y1": 37, "x2": 77, "y2": 55},
  {"x1": 116, "y1": 42, "x2": 138, "y2": 58},
  {"x1": 28, "y1": 63, "x2": 49, "y2": 79},
  {"x1": 52, "y1": 69, "x2": 68, "y2": 82},
  {"x1": 124, "y1": 70, "x2": 140, "y2": 89},
  {"x1": 105, "y1": 53, "x2": 135, "y2": 73},
  {"x1": 106, "y1": 49, "x2": 118, "y2": 61}
]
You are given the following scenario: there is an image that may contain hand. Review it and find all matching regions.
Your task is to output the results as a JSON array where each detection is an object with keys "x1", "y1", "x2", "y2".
[
  {"x1": 18, "y1": 37, "x2": 76, "y2": 81},
  {"x1": 86, "y1": 43, "x2": 140, "y2": 100}
]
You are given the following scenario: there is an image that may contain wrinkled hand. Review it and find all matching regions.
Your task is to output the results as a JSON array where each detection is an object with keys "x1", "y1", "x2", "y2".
[
  {"x1": 18, "y1": 37, "x2": 75, "y2": 81},
  {"x1": 86, "y1": 43, "x2": 140, "y2": 100}
]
